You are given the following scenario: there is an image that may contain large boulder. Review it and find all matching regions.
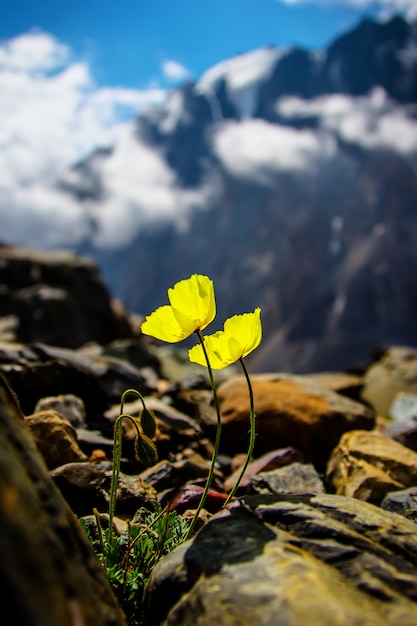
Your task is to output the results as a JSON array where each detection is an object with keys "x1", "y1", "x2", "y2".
[
  {"x1": 144, "y1": 494, "x2": 417, "y2": 626},
  {"x1": 0, "y1": 372, "x2": 126, "y2": 625},
  {"x1": 217, "y1": 373, "x2": 375, "y2": 468},
  {"x1": 0, "y1": 242, "x2": 136, "y2": 348}
]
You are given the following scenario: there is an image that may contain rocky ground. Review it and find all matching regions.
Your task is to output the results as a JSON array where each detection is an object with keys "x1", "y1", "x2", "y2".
[{"x1": 1, "y1": 242, "x2": 417, "y2": 625}]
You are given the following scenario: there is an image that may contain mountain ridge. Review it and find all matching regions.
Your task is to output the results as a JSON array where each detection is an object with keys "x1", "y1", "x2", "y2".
[{"x1": 64, "y1": 14, "x2": 417, "y2": 374}]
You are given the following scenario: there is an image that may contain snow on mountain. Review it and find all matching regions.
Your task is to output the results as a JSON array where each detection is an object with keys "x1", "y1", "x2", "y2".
[{"x1": 196, "y1": 47, "x2": 284, "y2": 117}]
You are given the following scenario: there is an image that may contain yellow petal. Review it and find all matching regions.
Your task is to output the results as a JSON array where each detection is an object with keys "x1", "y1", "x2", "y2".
[
  {"x1": 223, "y1": 308, "x2": 262, "y2": 358},
  {"x1": 189, "y1": 331, "x2": 233, "y2": 369},
  {"x1": 169, "y1": 274, "x2": 216, "y2": 331},
  {"x1": 141, "y1": 305, "x2": 191, "y2": 342},
  {"x1": 189, "y1": 308, "x2": 262, "y2": 369}
]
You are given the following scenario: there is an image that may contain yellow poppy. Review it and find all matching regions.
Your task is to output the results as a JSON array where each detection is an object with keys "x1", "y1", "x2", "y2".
[
  {"x1": 141, "y1": 274, "x2": 216, "y2": 342},
  {"x1": 189, "y1": 307, "x2": 262, "y2": 369}
]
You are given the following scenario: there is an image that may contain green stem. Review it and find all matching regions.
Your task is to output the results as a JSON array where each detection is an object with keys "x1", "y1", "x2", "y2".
[
  {"x1": 108, "y1": 413, "x2": 142, "y2": 546},
  {"x1": 223, "y1": 357, "x2": 256, "y2": 506},
  {"x1": 120, "y1": 388, "x2": 146, "y2": 415},
  {"x1": 185, "y1": 329, "x2": 223, "y2": 540}
]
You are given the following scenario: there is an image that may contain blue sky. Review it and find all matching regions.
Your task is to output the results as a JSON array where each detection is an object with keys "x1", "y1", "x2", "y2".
[{"x1": 1, "y1": 0, "x2": 413, "y2": 90}]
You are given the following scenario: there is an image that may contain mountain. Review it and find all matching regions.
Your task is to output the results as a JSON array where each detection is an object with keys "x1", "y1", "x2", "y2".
[{"x1": 62, "y1": 14, "x2": 417, "y2": 374}]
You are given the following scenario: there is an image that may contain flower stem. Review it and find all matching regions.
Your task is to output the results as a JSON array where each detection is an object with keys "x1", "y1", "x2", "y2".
[
  {"x1": 185, "y1": 329, "x2": 223, "y2": 540},
  {"x1": 223, "y1": 357, "x2": 256, "y2": 505},
  {"x1": 108, "y1": 413, "x2": 142, "y2": 546}
]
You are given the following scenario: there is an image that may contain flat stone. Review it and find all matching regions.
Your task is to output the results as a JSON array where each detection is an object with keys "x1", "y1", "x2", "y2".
[
  {"x1": 249, "y1": 462, "x2": 325, "y2": 496},
  {"x1": 224, "y1": 447, "x2": 304, "y2": 493}
]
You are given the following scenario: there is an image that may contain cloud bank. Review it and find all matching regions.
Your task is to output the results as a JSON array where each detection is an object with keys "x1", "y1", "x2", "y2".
[
  {"x1": 1, "y1": 30, "x2": 417, "y2": 252},
  {"x1": 0, "y1": 31, "x2": 167, "y2": 248},
  {"x1": 276, "y1": 88, "x2": 417, "y2": 154},
  {"x1": 212, "y1": 119, "x2": 337, "y2": 181}
]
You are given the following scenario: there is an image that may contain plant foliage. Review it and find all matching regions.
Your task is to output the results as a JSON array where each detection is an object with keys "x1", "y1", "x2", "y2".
[{"x1": 80, "y1": 504, "x2": 189, "y2": 626}]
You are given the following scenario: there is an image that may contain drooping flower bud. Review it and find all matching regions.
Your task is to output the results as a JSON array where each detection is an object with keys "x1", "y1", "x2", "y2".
[
  {"x1": 134, "y1": 433, "x2": 158, "y2": 467},
  {"x1": 140, "y1": 408, "x2": 157, "y2": 439}
]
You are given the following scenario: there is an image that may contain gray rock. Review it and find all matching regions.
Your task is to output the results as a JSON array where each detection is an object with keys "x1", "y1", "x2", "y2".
[
  {"x1": 0, "y1": 242, "x2": 136, "y2": 348},
  {"x1": 144, "y1": 494, "x2": 417, "y2": 626},
  {"x1": 50, "y1": 461, "x2": 157, "y2": 518},
  {"x1": 34, "y1": 393, "x2": 86, "y2": 427},
  {"x1": 249, "y1": 462, "x2": 325, "y2": 496},
  {"x1": 381, "y1": 487, "x2": 417, "y2": 523}
]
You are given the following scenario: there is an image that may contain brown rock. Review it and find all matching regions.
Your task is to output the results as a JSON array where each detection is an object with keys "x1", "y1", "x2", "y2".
[
  {"x1": 217, "y1": 373, "x2": 375, "y2": 467},
  {"x1": 0, "y1": 372, "x2": 126, "y2": 625},
  {"x1": 25, "y1": 409, "x2": 88, "y2": 469},
  {"x1": 326, "y1": 429, "x2": 417, "y2": 504}
]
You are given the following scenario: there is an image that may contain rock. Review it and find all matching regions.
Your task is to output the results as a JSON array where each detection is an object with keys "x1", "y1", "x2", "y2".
[
  {"x1": 217, "y1": 373, "x2": 375, "y2": 468},
  {"x1": 50, "y1": 461, "x2": 111, "y2": 516},
  {"x1": 383, "y1": 391, "x2": 417, "y2": 451},
  {"x1": 326, "y1": 429, "x2": 417, "y2": 504},
  {"x1": 138, "y1": 458, "x2": 223, "y2": 506},
  {"x1": 302, "y1": 371, "x2": 365, "y2": 402},
  {"x1": 50, "y1": 461, "x2": 157, "y2": 517},
  {"x1": 0, "y1": 340, "x2": 155, "y2": 415},
  {"x1": 224, "y1": 447, "x2": 304, "y2": 493},
  {"x1": 361, "y1": 346, "x2": 417, "y2": 416},
  {"x1": 75, "y1": 427, "x2": 115, "y2": 458},
  {"x1": 103, "y1": 395, "x2": 211, "y2": 464},
  {"x1": 34, "y1": 393, "x2": 87, "y2": 427},
  {"x1": 25, "y1": 409, "x2": 88, "y2": 469},
  {"x1": 0, "y1": 242, "x2": 136, "y2": 348},
  {"x1": 144, "y1": 494, "x2": 417, "y2": 626},
  {"x1": 169, "y1": 484, "x2": 229, "y2": 515},
  {"x1": 390, "y1": 424, "x2": 417, "y2": 453},
  {"x1": 103, "y1": 337, "x2": 163, "y2": 376},
  {"x1": 249, "y1": 462, "x2": 325, "y2": 496},
  {"x1": 381, "y1": 487, "x2": 417, "y2": 523},
  {"x1": 388, "y1": 391, "x2": 417, "y2": 429},
  {"x1": 0, "y1": 371, "x2": 126, "y2": 625}
]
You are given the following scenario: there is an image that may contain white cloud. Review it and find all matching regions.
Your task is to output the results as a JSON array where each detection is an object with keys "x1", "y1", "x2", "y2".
[
  {"x1": 277, "y1": 88, "x2": 417, "y2": 154},
  {"x1": 277, "y1": 0, "x2": 417, "y2": 19},
  {"x1": 0, "y1": 31, "x2": 167, "y2": 249},
  {"x1": 212, "y1": 119, "x2": 337, "y2": 182},
  {"x1": 162, "y1": 59, "x2": 191, "y2": 82},
  {"x1": 0, "y1": 31, "x2": 68, "y2": 73},
  {"x1": 77, "y1": 123, "x2": 218, "y2": 248}
]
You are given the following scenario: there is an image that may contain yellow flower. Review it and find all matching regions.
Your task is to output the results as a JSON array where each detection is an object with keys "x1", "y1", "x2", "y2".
[
  {"x1": 141, "y1": 274, "x2": 216, "y2": 342},
  {"x1": 189, "y1": 307, "x2": 262, "y2": 369}
]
